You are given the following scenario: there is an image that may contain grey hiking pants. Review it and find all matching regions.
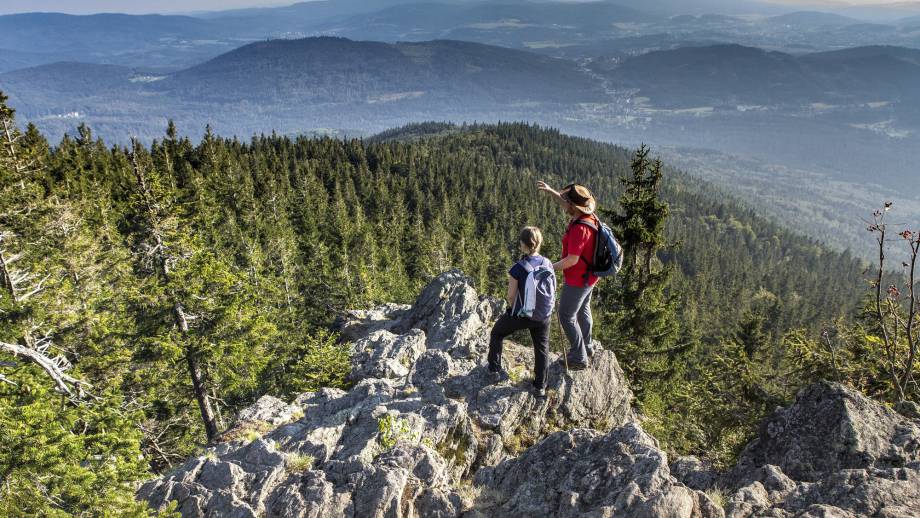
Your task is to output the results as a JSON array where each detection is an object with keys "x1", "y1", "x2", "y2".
[{"x1": 559, "y1": 283, "x2": 595, "y2": 364}]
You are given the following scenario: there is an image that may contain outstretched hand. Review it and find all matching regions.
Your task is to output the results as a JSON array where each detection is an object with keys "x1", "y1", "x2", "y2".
[{"x1": 537, "y1": 180, "x2": 554, "y2": 193}]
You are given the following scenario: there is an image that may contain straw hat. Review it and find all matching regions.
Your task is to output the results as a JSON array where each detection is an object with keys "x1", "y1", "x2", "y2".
[{"x1": 561, "y1": 184, "x2": 596, "y2": 215}]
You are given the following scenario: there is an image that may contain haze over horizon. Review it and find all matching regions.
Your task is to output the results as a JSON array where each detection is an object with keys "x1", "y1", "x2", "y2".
[{"x1": 2, "y1": 0, "x2": 920, "y2": 16}]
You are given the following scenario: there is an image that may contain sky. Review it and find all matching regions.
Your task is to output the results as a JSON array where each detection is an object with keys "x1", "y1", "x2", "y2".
[
  {"x1": 0, "y1": 0, "x2": 297, "y2": 15},
  {"x1": 1, "y1": 0, "x2": 920, "y2": 15}
]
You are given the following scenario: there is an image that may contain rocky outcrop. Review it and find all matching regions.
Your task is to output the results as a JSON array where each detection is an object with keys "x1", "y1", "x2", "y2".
[
  {"x1": 140, "y1": 270, "x2": 659, "y2": 517},
  {"x1": 141, "y1": 271, "x2": 920, "y2": 518},
  {"x1": 472, "y1": 424, "x2": 723, "y2": 518},
  {"x1": 695, "y1": 381, "x2": 920, "y2": 518}
]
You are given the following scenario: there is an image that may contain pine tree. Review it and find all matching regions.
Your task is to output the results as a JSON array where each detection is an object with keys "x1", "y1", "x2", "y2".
[
  {"x1": 124, "y1": 138, "x2": 277, "y2": 446},
  {"x1": 602, "y1": 145, "x2": 684, "y2": 387}
]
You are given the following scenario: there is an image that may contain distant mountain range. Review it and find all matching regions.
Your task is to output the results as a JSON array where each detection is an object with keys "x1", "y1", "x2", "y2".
[
  {"x1": 162, "y1": 37, "x2": 605, "y2": 104},
  {"x1": 900, "y1": 14, "x2": 920, "y2": 26},
  {"x1": 765, "y1": 11, "x2": 862, "y2": 28},
  {"x1": 307, "y1": 6, "x2": 920, "y2": 57},
  {"x1": 0, "y1": 37, "x2": 606, "y2": 142},
  {"x1": 0, "y1": 1, "x2": 428, "y2": 71},
  {"x1": 318, "y1": 1, "x2": 656, "y2": 42},
  {"x1": 3, "y1": 38, "x2": 919, "y2": 188},
  {"x1": 3, "y1": 2, "x2": 920, "y2": 73}
]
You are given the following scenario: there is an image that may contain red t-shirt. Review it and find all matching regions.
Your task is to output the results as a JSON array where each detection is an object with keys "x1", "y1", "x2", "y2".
[{"x1": 562, "y1": 214, "x2": 599, "y2": 287}]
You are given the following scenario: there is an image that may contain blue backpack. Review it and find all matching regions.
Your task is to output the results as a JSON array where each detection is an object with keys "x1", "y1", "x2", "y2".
[
  {"x1": 574, "y1": 217, "x2": 624, "y2": 283},
  {"x1": 513, "y1": 257, "x2": 556, "y2": 322}
]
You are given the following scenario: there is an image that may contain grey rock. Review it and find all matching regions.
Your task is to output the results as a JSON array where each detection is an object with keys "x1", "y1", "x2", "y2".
[
  {"x1": 725, "y1": 464, "x2": 920, "y2": 518},
  {"x1": 783, "y1": 467, "x2": 920, "y2": 516},
  {"x1": 350, "y1": 329, "x2": 427, "y2": 381},
  {"x1": 461, "y1": 346, "x2": 634, "y2": 453},
  {"x1": 140, "y1": 439, "x2": 287, "y2": 517},
  {"x1": 724, "y1": 381, "x2": 920, "y2": 518},
  {"x1": 394, "y1": 269, "x2": 501, "y2": 355},
  {"x1": 471, "y1": 423, "x2": 724, "y2": 518},
  {"x1": 336, "y1": 303, "x2": 411, "y2": 342},
  {"x1": 141, "y1": 271, "x2": 638, "y2": 517},
  {"x1": 264, "y1": 470, "x2": 351, "y2": 518},
  {"x1": 671, "y1": 456, "x2": 718, "y2": 491},
  {"x1": 235, "y1": 395, "x2": 301, "y2": 427},
  {"x1": 729, "y1": 381, "x2": 920, "y2": 483},
  {"x1": 895, "y1": 399, "x2": 920, "y2": 420}
]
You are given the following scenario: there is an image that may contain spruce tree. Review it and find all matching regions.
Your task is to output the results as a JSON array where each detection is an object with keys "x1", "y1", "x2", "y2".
[
  {"x1": 602, "y1": 145, "x2": 683, "y2": 387},
  {"x1": 124, "y1": 137, "x2": 277, "y2": 447}
]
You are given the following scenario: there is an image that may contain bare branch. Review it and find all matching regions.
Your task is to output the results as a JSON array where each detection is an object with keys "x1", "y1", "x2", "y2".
[
  {"x1": 2, "y1": 252, "x2": 22, "y2": 265},
  {"x1": 16, "y1": 273, "x2": 50, "y2": 302},
  {"x1": 0, "y1": 338, "x2": 88, "y2": 396},
  {"x1": 901, "y1": 237, "x2": 919, "y2": 390}
]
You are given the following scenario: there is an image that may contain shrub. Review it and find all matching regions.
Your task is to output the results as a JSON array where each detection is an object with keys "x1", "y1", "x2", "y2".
[
  {"x1": 279, "y1": 330, "x2": 351, "y2": 397},
  {"x1": 377, "y1": 414, "x2": 419, "y2": 450},
  {"x1": 286, "y1": 453, "x2": 315, "y2": 473}
]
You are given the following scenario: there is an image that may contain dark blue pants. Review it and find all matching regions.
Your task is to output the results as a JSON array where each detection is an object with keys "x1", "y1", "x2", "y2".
[{"x1": 488, "y1": 313, "x2": 551, "y2": 389}]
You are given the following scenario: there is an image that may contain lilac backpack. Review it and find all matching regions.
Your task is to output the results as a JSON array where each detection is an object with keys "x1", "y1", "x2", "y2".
[{"x1": 514, "y1": 257, "x2": 556, "y2": 322}]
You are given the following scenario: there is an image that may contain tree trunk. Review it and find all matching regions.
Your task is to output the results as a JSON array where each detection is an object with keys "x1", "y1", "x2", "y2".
[
  {"x1": 186, "y1": 353, "x2": 218, "y2": 442},
  {"x1": 175, "y1": 302, "x2": 218, "y2": 441}
]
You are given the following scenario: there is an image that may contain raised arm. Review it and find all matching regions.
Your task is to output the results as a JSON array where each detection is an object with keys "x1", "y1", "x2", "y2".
[{"x1": 537, "y1": 180, "x2": 567, "y2": 208}]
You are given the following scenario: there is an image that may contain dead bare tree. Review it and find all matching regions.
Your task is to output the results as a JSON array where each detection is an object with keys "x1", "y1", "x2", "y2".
[
  {"x1": 867, "y1": 203, "x2": 920, "y2": 402},
  {"x1": 0, "y1": 336, "x2": 86, "y2": 397},
  {"x1": 0, "y1": 231, "x2": 50, "y2": 303}
]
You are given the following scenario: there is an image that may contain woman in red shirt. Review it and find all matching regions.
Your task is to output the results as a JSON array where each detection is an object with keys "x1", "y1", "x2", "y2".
[{"x1": 538, "y1": 181, "x2": 598, "y2": 370}]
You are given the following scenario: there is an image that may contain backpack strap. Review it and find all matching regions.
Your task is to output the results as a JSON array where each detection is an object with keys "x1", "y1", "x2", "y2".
[
  {"x1": 570, "y1": 216, "x2": 600, "y2": 287},
  {"x1": 571, "y1": 219, "x2": 598, "y2": 232},
  {"x1": 569, "y1": 216, "x2": 599, "y2": 265},
  {"x1": 520, "y1": 258, "x2": 536, "y2": 273}
]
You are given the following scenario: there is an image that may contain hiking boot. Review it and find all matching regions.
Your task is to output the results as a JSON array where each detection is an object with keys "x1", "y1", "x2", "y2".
[
  {"x1": 567, "y1": 359, "x2": 589, "y2": 371},
  {"x1": 532, "y1": 387, "x2": 547, "y2": 399},
  {"x1": 488, "y1": 368, "x2": 510, "y2": 383}
]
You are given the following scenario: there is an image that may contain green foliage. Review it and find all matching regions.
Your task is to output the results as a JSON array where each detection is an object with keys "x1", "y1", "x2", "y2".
[
  {"x1": 377, "y1": 414, "x2": 419, "y2": 450},
  {"x1": 285, "y1": 453, "x2": 315, "y2": 473},
  {"x1": 0, "y1": 93, "x2": 155, "y2": 516},
  {"x1": 785, "y1": 315, "x2": 919, "y2": 403},
  {"x1": 705, "y1": 488, "x2": 727, "y2": 510},
  {"x1": 0, "y1": 379, "x2": 152, "y2": 516},
  {"x1": 602, "y1": 145, "x2": 684, "y2": 392},
  {"x1": 507, "y1": 365, "x2": 526, "y2": 385},
  {"x1": 270, "y1": 330, "x2": 352, "y2": 399},
  {"x1": 219, "y1": 420, "x2": 274, "y2": 445}
]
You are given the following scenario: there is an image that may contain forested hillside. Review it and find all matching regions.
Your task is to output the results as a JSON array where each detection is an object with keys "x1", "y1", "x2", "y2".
[
  {"x1": 162, "y1": 37, "x2": 605, "y2": 104},
  {"x1": 1, "y1": 99, "x2": 899, "y2": 515},
  {"x1": 602, "y1": 44, "x2": 920, "y2": 108}
]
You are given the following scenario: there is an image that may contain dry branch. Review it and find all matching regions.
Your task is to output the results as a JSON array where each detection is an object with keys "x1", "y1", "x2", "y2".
[{"x1": 0, "y1": 339, "x2": 87, "y2": 396}]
